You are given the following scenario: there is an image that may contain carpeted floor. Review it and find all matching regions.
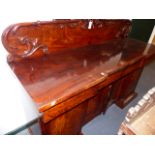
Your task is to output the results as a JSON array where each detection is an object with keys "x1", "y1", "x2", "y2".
[{"x1": 82, "y1": 61, "x2": 155, "y2": 135}]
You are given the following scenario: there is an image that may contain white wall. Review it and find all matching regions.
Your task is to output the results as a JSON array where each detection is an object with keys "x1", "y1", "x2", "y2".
[
  {"x1": 0, "y1": 0, "x2": 84, "y2": 134},
  {"x1": 0, "y1": 0, "x2": 46, "y2": 134},
  {"x1": 0, "y1": 0, "x2": 86, "y2": 134}
]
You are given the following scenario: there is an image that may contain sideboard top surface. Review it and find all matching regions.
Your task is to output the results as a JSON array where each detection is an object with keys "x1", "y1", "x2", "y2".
[
  {"x1": 8, "y1": 38, "x2": 155, "y2": 112},
  {"x1": 2, "y1": 19, "x2": 155, "y2": 112}
]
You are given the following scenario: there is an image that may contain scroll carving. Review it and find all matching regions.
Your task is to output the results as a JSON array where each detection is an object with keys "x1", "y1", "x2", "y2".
[
  {"x1": 19, "y1": 37, "x2": 48, "y2": 58},
  {"x1": 1, "y1": 19, "x2": 132, "y2": 61}
]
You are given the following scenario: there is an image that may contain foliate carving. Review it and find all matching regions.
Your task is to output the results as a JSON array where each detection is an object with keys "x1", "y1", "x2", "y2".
[
  {"x1": 19, "y1": 37, "x2": 48, "y2": 58},
  {"x1": 1, "y1": 19, "x2": 132, "y2": 60},
  {"x1": 124, "y1": 87, "x2": 155, "y2": 123}
]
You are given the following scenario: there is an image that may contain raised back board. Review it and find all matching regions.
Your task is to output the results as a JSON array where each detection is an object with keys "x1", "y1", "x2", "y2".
[{"x1": 2, "y1": 19, "x2": 131, "y2": 61}]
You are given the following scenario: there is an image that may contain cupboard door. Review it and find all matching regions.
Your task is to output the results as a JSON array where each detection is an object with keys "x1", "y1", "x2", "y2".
[
  {"x1": 86, "y1": 95, "x2": 100, "y2": 117},
  {"x1": 114, "y1": 68, "x2": 143, "y2": 108},
  {"x1": 84, "y1": 85, "x2": 112, "y2": 124}
]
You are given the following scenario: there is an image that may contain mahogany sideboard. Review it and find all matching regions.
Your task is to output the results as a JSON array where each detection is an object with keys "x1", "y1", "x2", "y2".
[{"x1": 2, "y1": 19, "x2": 155, "y2": 134}]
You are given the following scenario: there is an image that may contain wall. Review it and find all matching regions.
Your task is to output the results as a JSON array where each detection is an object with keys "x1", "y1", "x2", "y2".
[{"x1": 129, "y1": 19, "x2": 155, "y2": 42}]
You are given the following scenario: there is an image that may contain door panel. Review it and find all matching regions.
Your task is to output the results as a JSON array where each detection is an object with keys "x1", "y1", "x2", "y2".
[{"x1": 114, "y1": 68, "x2": 143, "y2": 108}]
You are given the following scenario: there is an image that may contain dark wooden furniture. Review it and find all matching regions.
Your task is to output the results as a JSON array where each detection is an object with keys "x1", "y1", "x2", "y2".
[
  {"x1": 2, "y1": 19, "x2": 155, "y2": 134},
  {"x1": 118, "y1": 87, "x2": 155, "y2": 135}
]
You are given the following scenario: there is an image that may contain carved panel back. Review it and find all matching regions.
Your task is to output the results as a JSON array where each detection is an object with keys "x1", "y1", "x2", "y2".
[{"x1": 2, "y1": 19, "x2": 131, "y2": 60}]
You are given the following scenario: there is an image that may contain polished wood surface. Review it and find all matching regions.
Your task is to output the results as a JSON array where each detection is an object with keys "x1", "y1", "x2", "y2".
[
  {"x1": 8, "y1": 38, "x2": 148, "y2": 112},
  {"x1": 2, "y1": 19, "x2": 155, "y2": 134},
  {"x1": 2, "y1": 19, "x2": 131, "y2": 60}
]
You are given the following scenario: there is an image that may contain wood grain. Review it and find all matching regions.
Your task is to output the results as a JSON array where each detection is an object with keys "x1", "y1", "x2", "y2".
[
  {"x1": 8, "y1": 38, "x2": 150, "y2": 112},
  {"x1": 2, "y1": 19, "x2": 131, "y2": 60}
]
